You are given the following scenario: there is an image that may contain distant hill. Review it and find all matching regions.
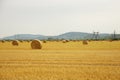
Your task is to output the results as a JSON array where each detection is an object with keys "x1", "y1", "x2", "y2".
[
  {"x1": 55, "y1": 32, "x2": 112, "y2": 40},
  {"x1": 3, "y1": 34, "x2": 46, "y2": 40},
  {"x1": 56, "y1": 32, "x2": 91, "y2": 40},
  {"x1": 2, "y1": 32, "x2": 120, "y2": 40}
]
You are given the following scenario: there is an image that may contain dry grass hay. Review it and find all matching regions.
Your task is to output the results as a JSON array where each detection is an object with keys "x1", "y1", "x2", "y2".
[
  {"x1": 12, "y1": 40, "x2": 19, "y2": 46},
  {"x1": 109, "y1": 40, "x2": 113, "y2": 42},
  {"x1": 24, "y1": 40, "x2": 30, "y2": 42},
  {"x1": 56, "y1": 40, "x2": 60, "y2": 42},
  {"x1": 82, "y1": 40, "x2": 88, "y2": 45},
  {"x1": 6, "y1": 40, "x2": 11, "y2": 42},
  {"x1": 73, "y1": 40, "x2": 77, "y2": 42},
  {"x1": 27, "y1": 40, "x2": 30, "y2": 42},
  {"x1": 31, "y1": 39, "x2": 42, "y2": 49}
]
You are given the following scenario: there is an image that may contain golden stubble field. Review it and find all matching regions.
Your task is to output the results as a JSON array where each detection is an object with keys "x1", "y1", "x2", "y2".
[{"x1": 0, "y1": 40, "x2": 120, "y2": 80}]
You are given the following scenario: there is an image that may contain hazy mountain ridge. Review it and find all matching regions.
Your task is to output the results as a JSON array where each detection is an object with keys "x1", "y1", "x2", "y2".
[{"x1": 2, "y1": 32, "x2": 120, "y2": 40}]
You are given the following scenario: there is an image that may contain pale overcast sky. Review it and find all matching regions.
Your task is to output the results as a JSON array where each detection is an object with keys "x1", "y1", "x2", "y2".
[{"x1": 0, "y1": 0, "x2": 120, "y2": 38}]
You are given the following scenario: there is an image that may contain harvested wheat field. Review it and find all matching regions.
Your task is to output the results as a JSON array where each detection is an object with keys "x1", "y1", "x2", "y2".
[{"x1": 0, "y1": 40, "x2": 120, "y2": 80}]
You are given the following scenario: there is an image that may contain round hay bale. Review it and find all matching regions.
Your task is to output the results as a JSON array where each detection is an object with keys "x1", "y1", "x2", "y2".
[
  {"x1": 43, "y1": 40, "x2": 47, "y2": 43},
  {"x1": 31, "y1": 39, "x2": 42, "y2": 49},
  {"x1": 66, "y1": 40, "x2": 69, "y2": 42},
  {"x1": 62, "y1": 40, "x2": 67, "y2": 43},
  {"x1": 62, "y1": 40, "x2": 69, "y2": 43},
  {"x1": 12, "y1": 40, "x2": 19, "y2": 46},
  {"x1": 1, "y1": 40, "x2": 5, "y2": 43},
  {"x1": 82, "y1": 40, "x2": 88, "y2": 45},
  {"x1": 19, "y1": 40, "x2": 23, "y2": 43}
]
